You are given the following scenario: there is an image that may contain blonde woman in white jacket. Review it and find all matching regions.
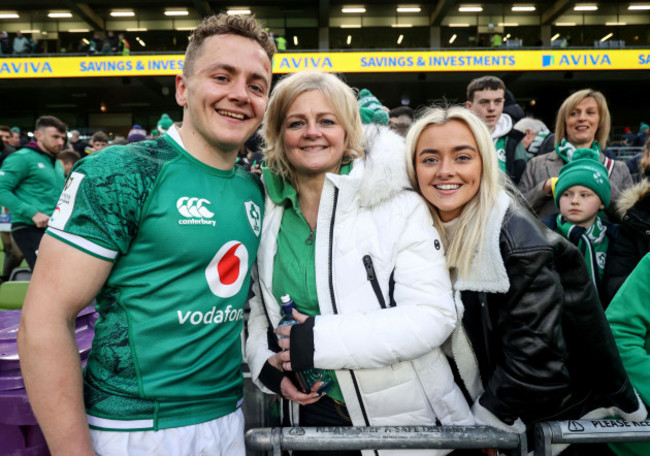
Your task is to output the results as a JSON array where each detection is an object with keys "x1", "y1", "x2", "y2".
[{"x1": 245, "y1": 70, "x2": 474, "y2": 456}]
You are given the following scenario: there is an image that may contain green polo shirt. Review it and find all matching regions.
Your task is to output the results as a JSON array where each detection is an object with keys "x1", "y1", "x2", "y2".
[{"x1": 263, "y1": 163, "x2": 352, "y2": 403}]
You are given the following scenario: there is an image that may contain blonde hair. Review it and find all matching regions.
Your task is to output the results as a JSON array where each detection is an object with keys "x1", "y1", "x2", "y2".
[
  {"x1": 262, "y1": 70, "x2": 364, "y2": 187},
  {"x1": 405, "y1": 106, "x2": 505, "y2": 277},
  {"x1": 554, "y1": 89, "x2": 611, "y2": 149}
]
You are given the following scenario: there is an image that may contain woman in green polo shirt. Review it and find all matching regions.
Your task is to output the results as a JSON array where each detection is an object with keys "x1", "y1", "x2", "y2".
[{"x1": 246, "y1": 70, "x2": 474, "y2": 456}]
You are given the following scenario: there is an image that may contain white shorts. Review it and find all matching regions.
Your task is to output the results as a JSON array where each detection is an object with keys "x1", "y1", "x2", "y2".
[{"x1": 90, "y1": 408, "x2": 245, "y2": 456}]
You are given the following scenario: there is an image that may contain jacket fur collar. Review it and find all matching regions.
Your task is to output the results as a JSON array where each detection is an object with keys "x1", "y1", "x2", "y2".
[
  {"x1": 454, "y1": 190, "x2": 512, "y2": 295},
  {"x1": 327, "y1": 125, "x2": 411, "y2": 210},
  {"x1": 616, "y1": 178, "x2": 650, "y2": 218}
]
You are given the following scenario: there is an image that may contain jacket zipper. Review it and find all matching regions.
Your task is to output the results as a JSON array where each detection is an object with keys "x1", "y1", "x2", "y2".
[
  {"x1": 327, "y1": 188, "x2": 375, "y2": 452},
  {"x1": 363, "y1": 255, "x2": 387, "y2": 309}
]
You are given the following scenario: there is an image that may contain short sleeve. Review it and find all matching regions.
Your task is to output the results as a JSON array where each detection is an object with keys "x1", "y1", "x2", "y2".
[{"x1": 47, "y1": 149, "x2": 156, "y2": 261}]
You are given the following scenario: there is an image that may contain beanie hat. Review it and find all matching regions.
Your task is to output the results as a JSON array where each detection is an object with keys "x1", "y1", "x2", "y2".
[
  {"x1": 358, "y1": 89, "x2": 389, "y2": 125},
  {"x1": 127, "y1": 125, "x2": 147, "y2": 143},
  {"x1": 640, "y1": 122, "x2": 649, "y2": 132},
  {"x1": 157, "y1": 114, "x2": 174, "y2": 133},
  {"x1": 554, "y1": 149, "x2": 610, "y2": 208}
]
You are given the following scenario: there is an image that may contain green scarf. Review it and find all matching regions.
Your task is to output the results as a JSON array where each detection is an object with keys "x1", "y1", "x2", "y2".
[
  {"x1": 555, "y1": 214, "x2": 609, "y2": 290},
  {"x1": 494, "y1": 136, "x2": 507, "y2": 173},
  {"x1": 555, "y1": 138, "x2": 601, "y2": 163}
]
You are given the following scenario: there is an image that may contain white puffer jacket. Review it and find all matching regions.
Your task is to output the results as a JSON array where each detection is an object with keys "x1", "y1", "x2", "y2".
[
  {"x1": 246, "y1": 127, "x2": 474, "y2": 455},
  {"x1": 247, "y1": 128, "x2": 474, "y2": 455}
]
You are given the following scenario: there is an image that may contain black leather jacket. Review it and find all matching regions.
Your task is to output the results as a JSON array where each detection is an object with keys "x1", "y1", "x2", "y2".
[{"x1": 460, "y1": 202, "x2": 642, "y2": 428}]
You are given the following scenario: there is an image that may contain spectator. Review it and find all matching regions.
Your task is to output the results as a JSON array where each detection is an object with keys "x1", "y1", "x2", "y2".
[
  {"x1": 606, "y1": 252, "x2": 650, "y2": 456},
  {"x1": 634, "y1": 122, "x2": 649, "y2": 147},
  {"x1": 126, "y1": 124, "x2": 147, "y2": 143},
  {"x1": 519, "y1": 89, "x2": 633, "y2": 220},
  {"x1": 388, "y1": 105, "x2": 414, "y2": 137},
  {"x1": 12, "y1": 31, "x2": 30, "y2": 55},
  {"x1": 603, "y1": 139, "x2": 650, "y2": 303},
  {"x1": 405, "y1": 105, "x2": 646, "y2": 451},
  {"x1": 18, "y1": 13, "x2": 275, "y2": 456},
  {"x1": 465, "y1": 75, "x2": 528, "y2": 184},
  {"x1": 0, "y1": 116, "x2": 66, "y2": 270},
  {"x1": 626, "y1": 137, "x2": 649, "y2": 184},
  {"x1": 622, "y1": 126, "x2": 637, "y2": 146},
  {"x1": 513, "y1": 117, "x2": 554, "y2": 158},
  {"x1": 10, "y1": 127, "x2": 27, "y2": 148},
  {"x1": 118, "y1": 33, "x2": 130, "y2": 56},
  {"x1": 275, "y1": 35, "x2": 287, "y2": 51},
  {"x1": 543, "y1": 152, "x2": 617, "y2": 306},
  {"x1": 0, "y1": 125, "x2": 16, "y2": 163},
  {"x1": 0, "y1": 31, "x2": 10, "y2": 54},
  {"x1": 88, "y1": 32, "x2": 103, "y2": 55},
  {"x1": 30, "y1": 36, "x2": 43, "y2": 54},
  {"x1": 85, "y1": 131, "x2": 109, "y2": 155},
  {"x1": 105, "y1": 30, "x2": 118, "y2": 54},
  {"x1": 503, "y1": 88, "x2": 525, "y2": 124},
  {"x1": 156, "y1": 113, "x2": 174, "y2": 135},
  {"x1": 247, "y1": 71, "x2": 473, "y2": 447},
  {"x1": 56, "y1": 150, "x2": 81, "y2": 177},
  {"x1": 68, "y1": 130, "x2": 88, "y2": 155}
]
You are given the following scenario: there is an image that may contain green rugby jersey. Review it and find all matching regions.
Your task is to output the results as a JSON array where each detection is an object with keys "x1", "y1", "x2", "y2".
[{"x1": 47, "y1": 128, "x2": 263, "y2": 431}]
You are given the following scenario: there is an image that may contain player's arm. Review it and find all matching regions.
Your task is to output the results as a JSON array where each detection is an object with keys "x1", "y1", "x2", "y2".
[{"x1": 18, "y1": 234, "x2": 113, "y2": 456}]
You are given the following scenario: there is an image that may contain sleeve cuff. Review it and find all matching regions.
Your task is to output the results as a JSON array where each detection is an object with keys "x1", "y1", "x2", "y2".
[
  {"x1": 290, "y1": 316, "x2": 315, "y2": 370},
  {"x1": 259, "y1": 361, "x2": 286, "y2": 395}
]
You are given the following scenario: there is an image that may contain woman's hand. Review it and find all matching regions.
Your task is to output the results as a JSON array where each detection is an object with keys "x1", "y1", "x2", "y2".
[
  {"x1": 279, "y1": 377, "x2": 323, "y2": 405},
  {"x1": 274, "y1": 309, "x2": 310, "y2": 371}
]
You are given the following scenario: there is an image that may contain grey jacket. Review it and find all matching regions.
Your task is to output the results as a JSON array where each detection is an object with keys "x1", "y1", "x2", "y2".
[{"x1": 518, "y1": 151, "x2": 633, "y2": 219}]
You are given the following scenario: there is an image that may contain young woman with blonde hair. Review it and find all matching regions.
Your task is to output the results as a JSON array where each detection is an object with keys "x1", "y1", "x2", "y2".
[{"x1": 406, "y1": 105, "x2": 645, "y2": 454}]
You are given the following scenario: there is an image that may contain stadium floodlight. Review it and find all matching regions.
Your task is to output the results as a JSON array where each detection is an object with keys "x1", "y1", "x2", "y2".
[
  {"x1": 574, "y1": 4, "x2": 598, "y2": 11},
  {"x1": 512, "y1": 5, "x2": 536, "y2": 12},
  {"x1": 48, "y1": 11, "x2": 73, "y2": 18},
  {"x1": 397, "y1": 6, "x2": 421, "y2": 13},
  {"x1": 342, "y1": 7, "x2": 366, "y2": 13},
  {"x1": 628, "y1": 4, "x2": 650, "y2": 10},
  {"x1": 164, "y1": 10, "x2": 189, "y2": 16},
  {"x1": 111, "y1": 10, "x2": 135, "y2": 17},
  {"x1": 0, "y1": 11, "x2": 20, "y2": 19},
  {"x1": 458, "y1": 5, "x2": 483, "y2": 12},
  {"x1": 227, "y1": 9, "x2": 251, "y2": 15}
]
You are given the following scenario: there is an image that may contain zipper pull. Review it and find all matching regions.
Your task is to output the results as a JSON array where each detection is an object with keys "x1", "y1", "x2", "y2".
[{"x1": 362, "y1": 255, "x2": 375, "y2": 281}]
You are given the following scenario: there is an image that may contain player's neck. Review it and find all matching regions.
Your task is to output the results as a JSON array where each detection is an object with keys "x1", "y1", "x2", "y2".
[{"x1": 176, "y1": 124, "x2": 238, "y2": 170}]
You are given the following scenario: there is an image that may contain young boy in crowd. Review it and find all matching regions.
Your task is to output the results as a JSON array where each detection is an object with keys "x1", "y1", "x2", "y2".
[
  {"x1": 56, "y1": 150, "x2": 81, "y2": 177},
  {"x1": 84, "y1": 131, "x2": 109, "y2": 155},
  {"x1": 543, "y1": 150, "x2": 618, "y2": 306}
]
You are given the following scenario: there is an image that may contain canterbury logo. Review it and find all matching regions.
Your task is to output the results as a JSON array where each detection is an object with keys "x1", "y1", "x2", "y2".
[{"x1": 176, "y1": 197, "x2": 215, "y2": 219}]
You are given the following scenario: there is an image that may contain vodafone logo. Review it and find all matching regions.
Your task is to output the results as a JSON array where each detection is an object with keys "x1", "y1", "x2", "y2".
[{"x1": 205, "y1": 241, "x2": 249, "y2": 298}]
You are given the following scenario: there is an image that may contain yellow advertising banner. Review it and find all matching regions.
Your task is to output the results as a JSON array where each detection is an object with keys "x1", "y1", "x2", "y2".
[{"x1": 1, "y1": 49, "x2": 650, "y2": 78}]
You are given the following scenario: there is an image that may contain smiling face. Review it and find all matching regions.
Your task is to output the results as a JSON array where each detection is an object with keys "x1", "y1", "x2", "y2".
[
  {"x1": 283, "y1": 90, "x2": 346, "y2": 179},
  {"x1": 465, "y1": 88, "x2": 505, "y2": 132},
  {"x1": 415, "y1": 120, "x2": 482, "y2": 222},
  {"x1": 175, "y1": 33, "x2": 271, "y2": 159},
  {"x1": 566, "y1": 96, "x2": 600, "y2": 148},
  {"x1": 559, "y1": 184, "x2": 604, "y2": 228}
]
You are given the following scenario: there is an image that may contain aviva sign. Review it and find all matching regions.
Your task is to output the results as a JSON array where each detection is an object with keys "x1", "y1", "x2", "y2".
[{"x1": 0, "y1": 49, "x2": 648, "y2": 78}]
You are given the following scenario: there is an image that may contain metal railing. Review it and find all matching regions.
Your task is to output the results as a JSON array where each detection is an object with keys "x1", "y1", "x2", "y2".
[
  {"x1": 246, "y1": 425, "x2": 527, "y2": 455},
  {"x1": 534, "y1": 419, "x2": 650, "y2": 456}
]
